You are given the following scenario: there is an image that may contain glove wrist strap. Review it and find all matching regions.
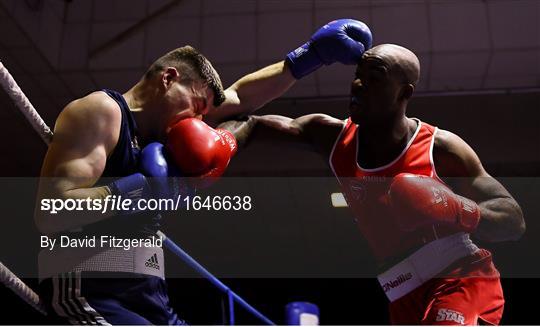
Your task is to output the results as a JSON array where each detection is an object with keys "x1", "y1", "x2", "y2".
[
  {"x1": 285, "y1": 41, "x2": 323, "y2": 79},
  {"x1": 216, "y1": 129, "x2": 238, "y2": 156},
  {"x1": 107, "y1": 173, "x2": 150, "y2": 214},
  {"x1": 457, "y1": 196, "x2": 481, "y2": 232}
]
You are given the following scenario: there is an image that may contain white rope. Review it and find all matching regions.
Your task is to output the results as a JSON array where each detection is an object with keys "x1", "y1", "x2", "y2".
[
  {"x1": 0, "y1": 61, "x2": 49, "y2": 315},
  {"x1": 0, "y1": 60, "x2": 53, "y2": 144},
  {"x1": 0, "y1": 261, "x2": 47, "y2": 315}
]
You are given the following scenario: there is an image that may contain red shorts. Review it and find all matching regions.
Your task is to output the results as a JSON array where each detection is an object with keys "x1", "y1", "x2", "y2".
[{"x1": 389, "y1": 249, "x2": 504, "y2": 325}]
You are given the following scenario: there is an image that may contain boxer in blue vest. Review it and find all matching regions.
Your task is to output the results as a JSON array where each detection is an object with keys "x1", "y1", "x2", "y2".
[{"x1": 36, "y1": 19, "x2": 372, "y2": 324}]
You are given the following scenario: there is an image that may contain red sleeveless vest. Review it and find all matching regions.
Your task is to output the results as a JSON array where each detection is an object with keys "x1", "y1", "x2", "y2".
[{"x1": 329, "y1": 118, "x2": 456, "y2": 262}]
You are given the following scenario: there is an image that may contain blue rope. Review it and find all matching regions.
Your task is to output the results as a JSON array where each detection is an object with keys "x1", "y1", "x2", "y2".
[
  {"x1": 157, "y1": 231, "x2": 275, "y2": 326},
  {"x1": 227, "y1": 290, "x2": 235, "y2": 325}
]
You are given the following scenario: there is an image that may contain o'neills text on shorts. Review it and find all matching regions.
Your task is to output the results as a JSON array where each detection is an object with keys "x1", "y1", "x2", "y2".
[
  {"x1": 40, "y1": 235, "x2": 162, "y2": 251},
  {"x1": 382, "y1": 272, "x2": 413, "y2": 293}
]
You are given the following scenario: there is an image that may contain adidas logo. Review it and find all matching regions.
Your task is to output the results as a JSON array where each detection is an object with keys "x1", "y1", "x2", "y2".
[{"x1": 145, "y1": 253, "x2": 160, "y2": 270}]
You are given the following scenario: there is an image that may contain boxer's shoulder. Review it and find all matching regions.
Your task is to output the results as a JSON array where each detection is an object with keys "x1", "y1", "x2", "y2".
[
  {"x1": 52, "y1": 91, "x2": 122, "y2": 152},
  {"x1": 59, "y1": 92, "x2": 120, "y2": 128},
  {"x1": 433, "y1": 128, "x2": 458, "y2": 147},
  {"x1": 432, "y1": 128, "x2": 483, "y2": 178},
  {"x1": 63, "y1": 91, "x2": 120, "y2": 120}
]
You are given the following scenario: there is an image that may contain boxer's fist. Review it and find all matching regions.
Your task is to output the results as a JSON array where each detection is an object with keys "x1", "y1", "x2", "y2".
[
  {"x1": 139, "y1": 142, "x2": 175, "y2": 178},
  {"x1": 286, "y1": 18, "x2": 372, "y2": 79},
  {"x1": 388, "y1": 174, "x2": 481, "y2": 233},
  {"x1": 108, "y1": 142, "x2": 192, "y2": 212},
  {"x1": 139, "y1": 142, "x2": 192, "y2": 199},
  {"x1": 167, "y1": 118, "x2": 237, "y2": 180}
]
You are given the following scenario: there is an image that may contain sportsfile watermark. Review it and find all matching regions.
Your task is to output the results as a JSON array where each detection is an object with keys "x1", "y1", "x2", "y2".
[
  {"x1": 0, "y1": 177, "x2": 537, "y2": 278},
  {"x1": 40, "y1": 194, "x2": 253, "y2": 214}
]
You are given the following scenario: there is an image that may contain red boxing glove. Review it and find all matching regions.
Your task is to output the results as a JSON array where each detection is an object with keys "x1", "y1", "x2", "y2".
[
  {"x1": 167, "y1": 118, "x2": 237, "y2": 181},
  {"x1": 388, "y1": 173, "x2": 481, "y2": 233}
]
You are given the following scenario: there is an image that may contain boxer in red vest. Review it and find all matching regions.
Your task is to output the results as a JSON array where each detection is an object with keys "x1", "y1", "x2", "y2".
[{"x1": 219, "y1": 43, "x2": 525, "y2": 325}]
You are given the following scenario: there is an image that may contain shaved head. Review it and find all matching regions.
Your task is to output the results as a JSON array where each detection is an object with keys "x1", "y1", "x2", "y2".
[
  {"x1": 363, "y1": 44, "x2": 420, "y2": 86},
  {"x1": 349, "y1": 44, "x2": 422, "y2": 123}
]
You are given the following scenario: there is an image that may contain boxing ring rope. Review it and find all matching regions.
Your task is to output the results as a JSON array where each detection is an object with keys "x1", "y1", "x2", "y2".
[
  {"x1": 157, "y1": 231, "x2": 275, "y2": 325},
  {"x1": 0, "y1": 261, "x2": 47, "y2": 315},
  {"x1": 0, "y1": 60, "x2": 275, "y2": 325},
  {"x1": 0, "y1": 61, "x2": 52, "y2": 144}
]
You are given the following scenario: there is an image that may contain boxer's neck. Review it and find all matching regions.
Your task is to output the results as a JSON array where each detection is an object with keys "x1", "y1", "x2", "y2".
[
  {"x1": 357, "y1": 107, "x2": 410, "y2": 144},
  {"x1": 356, "y1": 114, "x2": 416, "y2": 168},
  {"x1": 123, "y1": 80, "x2": 163, "y2": 143}
]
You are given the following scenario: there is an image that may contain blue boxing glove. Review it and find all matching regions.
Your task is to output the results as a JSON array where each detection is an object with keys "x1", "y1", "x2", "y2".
[
  {"x1": 138, "y1": 142, "x2": 192, "y2": 200},
  {"x1": 107, "y1": 142, "x2": 192, "y2": 213},
  {"x1": 286, "y1": 18, "x2": 373, "y2": 79}
]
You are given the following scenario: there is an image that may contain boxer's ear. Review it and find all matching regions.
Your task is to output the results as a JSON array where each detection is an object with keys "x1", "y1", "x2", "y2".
[
  {"x1": 400, "y1": 83, "x2": 414, "y2": 100},
  {"x1": 162, "y1": 67, "x2": 179, "y2": 89}
]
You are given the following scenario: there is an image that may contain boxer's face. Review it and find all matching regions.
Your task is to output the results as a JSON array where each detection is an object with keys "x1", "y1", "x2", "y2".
[
  {"x1": 159, "y1": 78, "x2": 213, "y2": 140},
  {"x1": 349, "y1": 53, "x2": 406, "y2": 124}
]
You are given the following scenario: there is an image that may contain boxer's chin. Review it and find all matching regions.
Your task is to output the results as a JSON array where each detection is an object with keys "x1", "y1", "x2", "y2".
[
  {"x1": 350, "y1": 116, "x2": 362, "y2": 125},
  {"x1": 349, "y1": 104, "x2": 363, "y2": 124}
]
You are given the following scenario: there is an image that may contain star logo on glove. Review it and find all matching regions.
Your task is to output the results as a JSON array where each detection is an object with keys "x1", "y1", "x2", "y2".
[{"x1": 431, "y1": 187, "x2": 448, "y2": 207}]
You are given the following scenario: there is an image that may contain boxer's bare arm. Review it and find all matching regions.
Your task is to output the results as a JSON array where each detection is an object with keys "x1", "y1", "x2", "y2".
[
  {"x1": 35, "y1": 92, "x2": 121, "y2": 234},
  {"x1": 218, "y1": 114, "x2": 344, "y2": 158},
  {"x1": 205, "y1": 62, "x2": 296, "y2": 126},
  {"x1": 433, "y1": 129, "x2": 525, "y2": 242}
]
